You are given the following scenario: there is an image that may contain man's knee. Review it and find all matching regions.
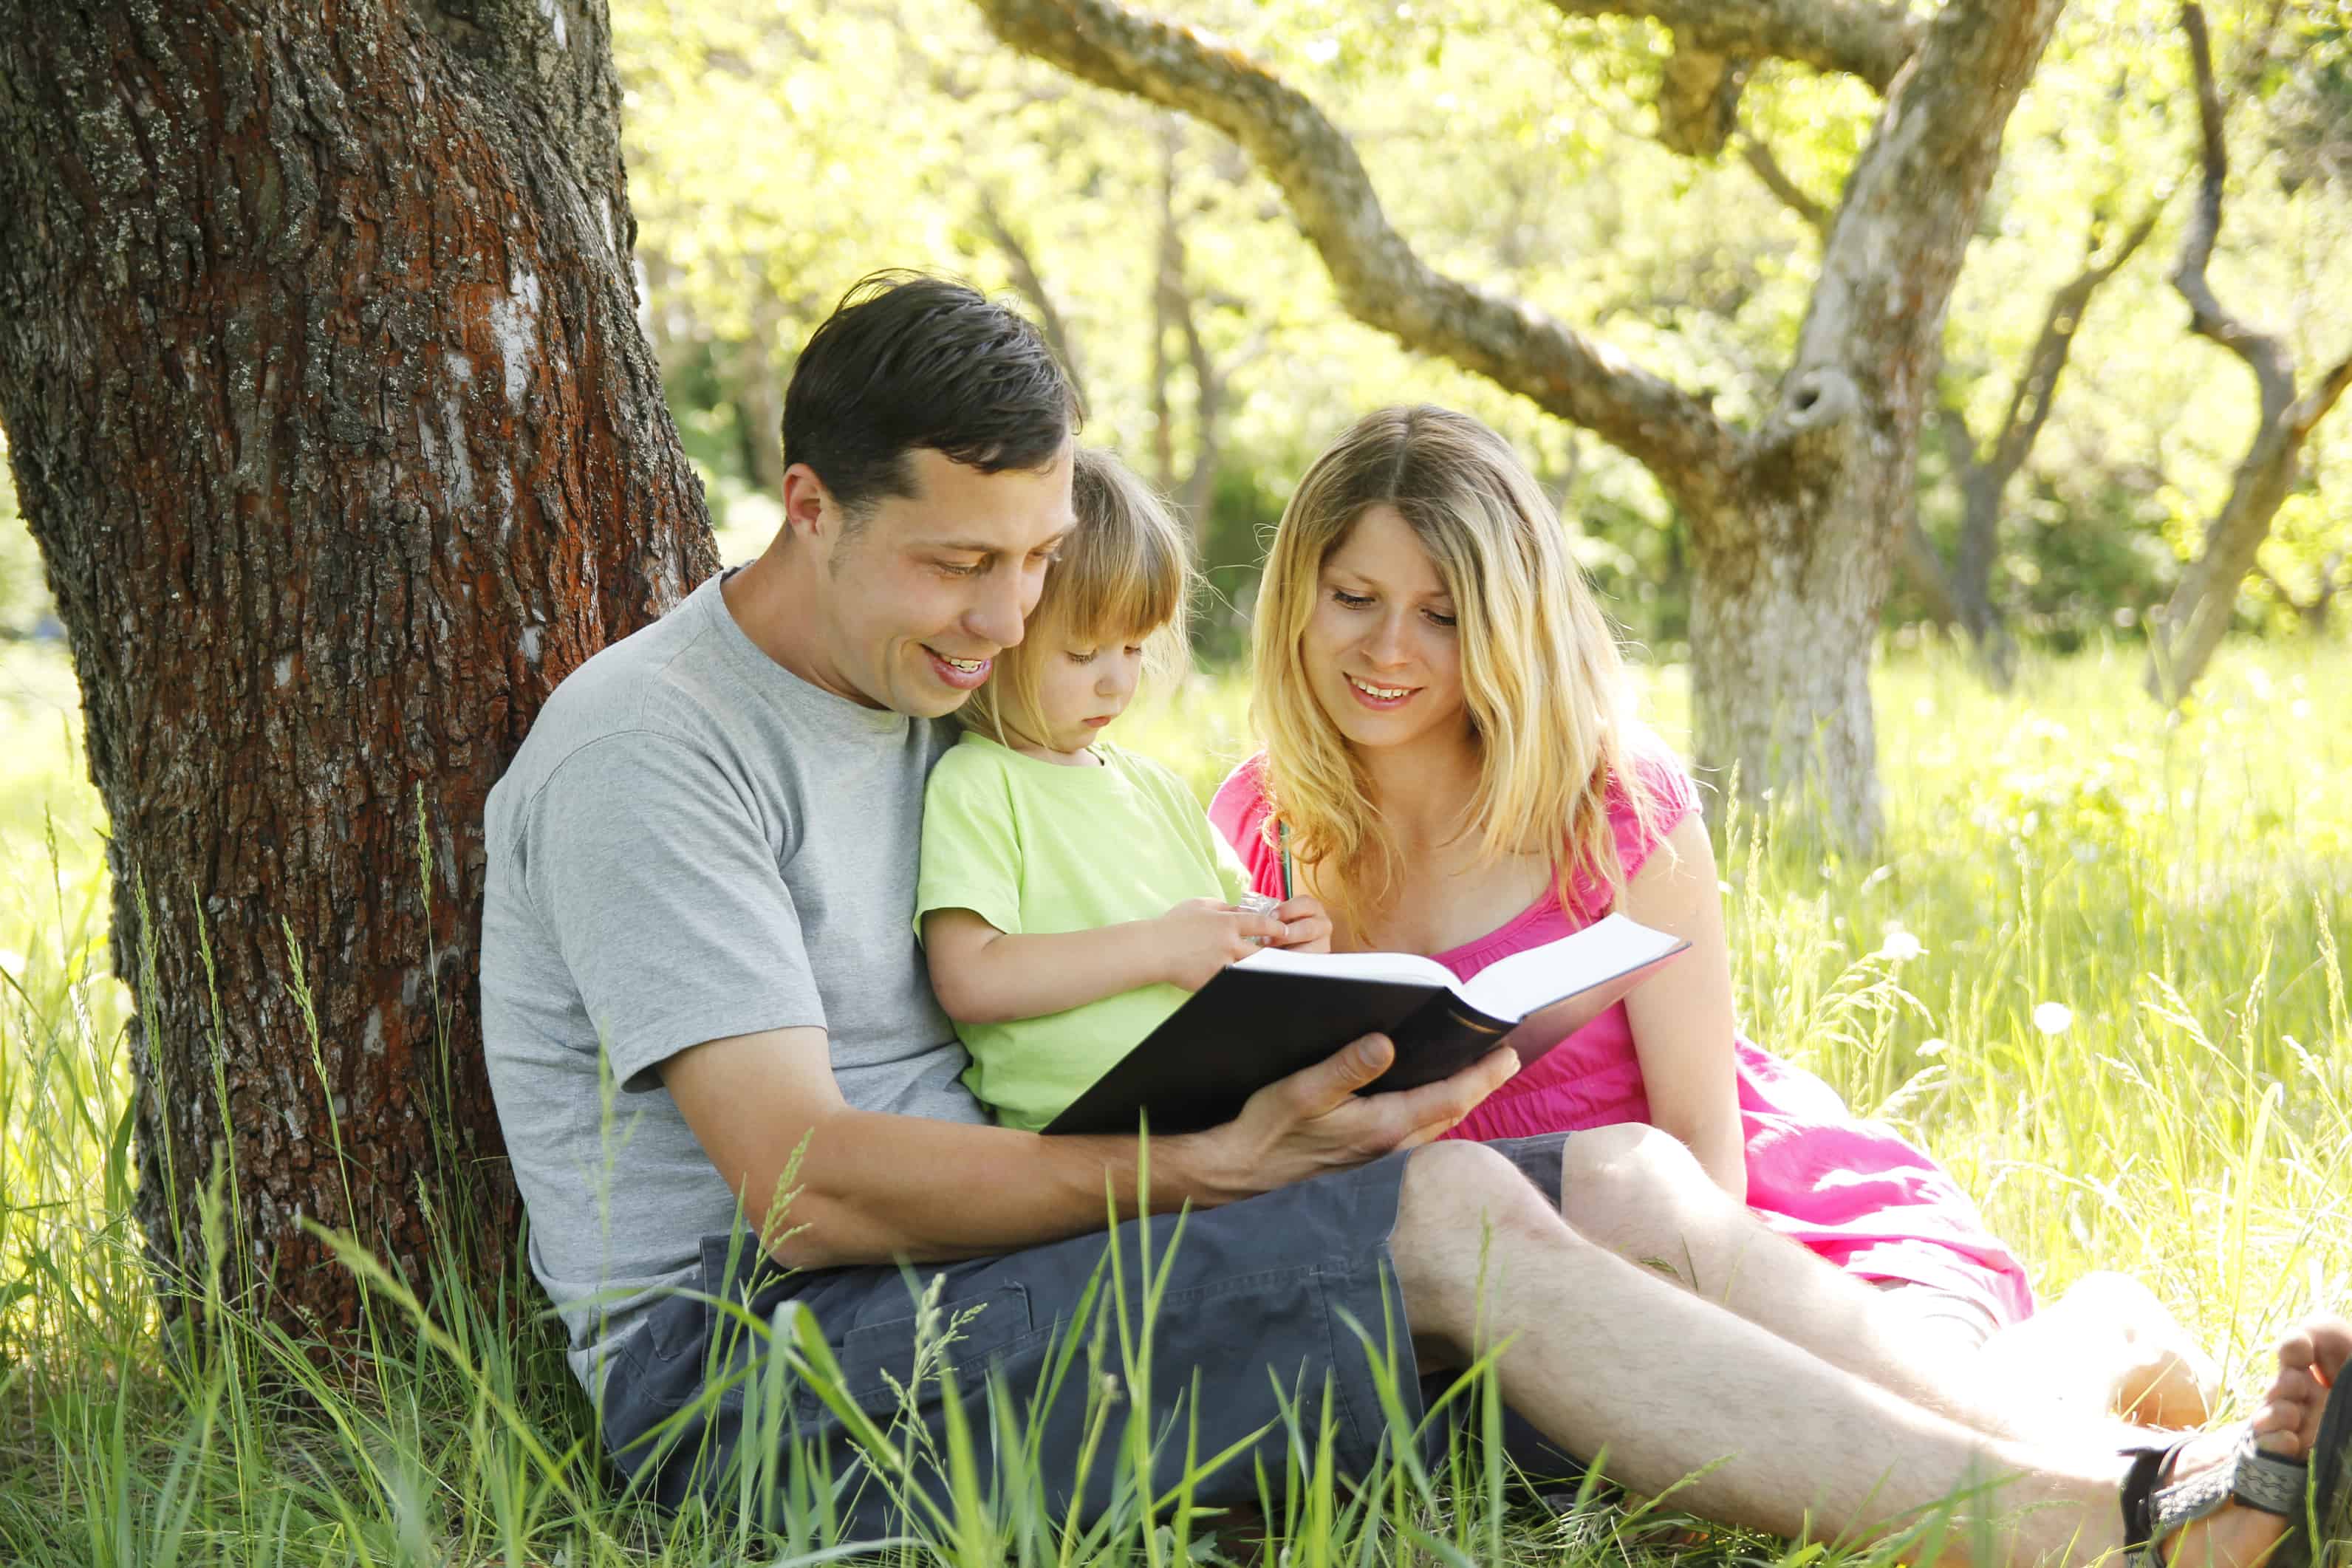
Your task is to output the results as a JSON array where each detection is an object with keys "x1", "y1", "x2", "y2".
[
  {"x1": 1394, "y1": 1143, "x2": 1574, "y2": 1276},
  {"x1": 1556, "y1": 1123, "x2": 1716, "y2": 1239}
]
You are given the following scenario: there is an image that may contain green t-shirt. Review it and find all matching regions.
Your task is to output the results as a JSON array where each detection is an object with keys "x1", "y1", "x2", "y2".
[{"x1": 915, "y1": 733, "x2": 1253, "y2": 1132}]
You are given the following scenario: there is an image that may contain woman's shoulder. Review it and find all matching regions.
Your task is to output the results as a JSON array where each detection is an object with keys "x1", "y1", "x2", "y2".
[{"x1": 1607, "y1": 723, "x2": 1701, "y2": 823}]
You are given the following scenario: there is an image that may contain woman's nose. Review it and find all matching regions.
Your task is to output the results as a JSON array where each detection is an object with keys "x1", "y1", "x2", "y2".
[{"x1": 1364, "y1": 612, "x2": 1411, "y2": 666}]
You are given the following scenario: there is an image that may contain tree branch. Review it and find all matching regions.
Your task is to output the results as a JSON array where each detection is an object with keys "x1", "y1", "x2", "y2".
[
  {"x1": 976, "y1": 189, "x2": 1090, "y2": 411},
  {"x1": 2171, "y1": 2, "x2": 2297, "y2": 422},
  {"x1": 1655, "y1": 47, "x2": 1748, "y2": 157},
  {"x1": 1542, "y1": 0, "x2": 1923, "y2": 93},
  {"x1": 1737, "y1": 132, "x2": 1828, "y2": 230},
  {"x1": 1986, "y1": 198, "x2": 2162, "y2": 482},
  {"x1": 1775, "y1": 0, "x2": 2066, "y2": 460},
  {"x1": 970, "y1": 0, "x2": 1743, "y2": 504}
]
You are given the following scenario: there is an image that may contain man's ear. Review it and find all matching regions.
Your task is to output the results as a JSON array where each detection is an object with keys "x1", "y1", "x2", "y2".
[{"x1": 778, "y1": 463, "x2": 835, "y2": 547}]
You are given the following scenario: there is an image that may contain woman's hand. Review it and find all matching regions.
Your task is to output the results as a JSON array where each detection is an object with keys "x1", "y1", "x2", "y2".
[
  {"x1": 1272, "y1": 895, "x2": 1333, "y2": 953},
  {"x1": 1155, "y1": 898, "x2": 1287, "y2": 990}
]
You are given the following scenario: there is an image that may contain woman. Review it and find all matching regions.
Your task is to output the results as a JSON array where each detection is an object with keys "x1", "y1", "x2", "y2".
[{"x1": 1212, "y1": 405, "x2": 2216, "y2": 1425}]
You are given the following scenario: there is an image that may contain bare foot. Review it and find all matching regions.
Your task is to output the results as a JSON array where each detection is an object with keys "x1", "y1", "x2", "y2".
[{"x1": 2159, "y1": 1314, "x2": 2348, "y2": 1568}]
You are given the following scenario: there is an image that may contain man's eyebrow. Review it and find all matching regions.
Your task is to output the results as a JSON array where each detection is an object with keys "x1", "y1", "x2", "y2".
[{"x1": 915, "y1": 526, "x2": 1076, "y2": 555}]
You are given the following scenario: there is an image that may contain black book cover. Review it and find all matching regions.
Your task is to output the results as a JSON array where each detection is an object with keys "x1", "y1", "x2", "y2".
[{"x1": 1041, "y1": 968, "x2": 1522, "y2": 1137}]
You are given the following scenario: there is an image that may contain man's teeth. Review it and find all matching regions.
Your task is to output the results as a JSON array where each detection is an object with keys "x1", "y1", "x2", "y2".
[{"x1": 1350, "y1": 677, "x2": 1409, "y2": 699}]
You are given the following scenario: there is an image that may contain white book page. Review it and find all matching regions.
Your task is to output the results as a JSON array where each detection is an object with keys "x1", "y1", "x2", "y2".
[
  {"x1": 1455, "y1": 914, "x2": 1684, "y2": 1022},
  {"x1": 1232, "y1": 945, "x2": 1457, "y2": 990}
]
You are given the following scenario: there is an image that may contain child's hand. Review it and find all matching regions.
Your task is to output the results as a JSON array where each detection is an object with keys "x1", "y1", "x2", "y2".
[
  {"x1": 1272, "y1": 896, "x2": 1333, "y2": 954},
  {"x1": 1156, "y1": 898, "x2": 1287, "y2": 990}
]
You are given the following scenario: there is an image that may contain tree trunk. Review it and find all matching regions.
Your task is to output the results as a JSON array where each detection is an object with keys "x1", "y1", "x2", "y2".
[
  {"x1": 0, "y1": 0, "x2": 717, "y2": 1338},
  {"x1": 1688, "y1": 487, "x2": 1882, "y2": 834}
]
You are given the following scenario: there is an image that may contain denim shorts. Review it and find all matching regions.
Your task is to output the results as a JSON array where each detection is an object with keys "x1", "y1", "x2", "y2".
[{"x1": 597, "y1": 1133, "x2": 1573, "y2": 1536}]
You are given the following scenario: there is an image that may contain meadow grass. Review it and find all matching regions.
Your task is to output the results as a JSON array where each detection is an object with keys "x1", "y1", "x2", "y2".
[{"x1": 1, "y1": 631, "x2": 2348, "y2": 1565}]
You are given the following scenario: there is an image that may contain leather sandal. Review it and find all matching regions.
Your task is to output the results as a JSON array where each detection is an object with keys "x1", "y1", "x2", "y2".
[{"x1": 2121, "y1": 1372, "x2": 2352, "y2": 1568}]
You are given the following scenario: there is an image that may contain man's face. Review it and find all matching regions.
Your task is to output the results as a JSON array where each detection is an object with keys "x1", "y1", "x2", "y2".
[{"x1": 816, "y1": 445, "x2": 1076, "y2": 718}]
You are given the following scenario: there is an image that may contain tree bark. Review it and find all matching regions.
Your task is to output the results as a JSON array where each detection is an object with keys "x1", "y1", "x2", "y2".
[
  {"x1": 2147, "y1": 4, "x2": 2352, "y2": 702},
  {"x1": 974, "y1": 0, "x2": 2063, "y2": 845},
  {"x1": 0, "y1": 0, "x2": 717, "y2": 1338}
]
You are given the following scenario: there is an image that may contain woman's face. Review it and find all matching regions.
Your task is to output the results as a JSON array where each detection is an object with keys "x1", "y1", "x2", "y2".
[{"x1": 1300, "y1": 504, "x2": 1469, "y2": 758}]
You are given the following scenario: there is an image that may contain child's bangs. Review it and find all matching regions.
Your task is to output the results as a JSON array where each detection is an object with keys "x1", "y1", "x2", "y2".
[{"x1": 1044, "y1": 511, "x2": 1186, "y2": 648}]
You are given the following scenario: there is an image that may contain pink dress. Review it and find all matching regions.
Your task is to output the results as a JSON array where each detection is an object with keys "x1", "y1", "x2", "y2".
[{"x1": 1209, "y1": 751, "x2": 2036, "y2": 1329}]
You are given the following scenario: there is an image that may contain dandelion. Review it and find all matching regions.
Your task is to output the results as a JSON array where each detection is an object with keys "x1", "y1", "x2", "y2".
[
  {"x1": 1876, "y1": 926, "x2": 1926, "y2": 963},
  {"x1": 2032, "y1": 1002, "x2": 2074, "y2": 1035}
]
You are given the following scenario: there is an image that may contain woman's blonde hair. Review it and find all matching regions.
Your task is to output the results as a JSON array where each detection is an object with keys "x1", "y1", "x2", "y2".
[
  {"x1": 1251, "y1": 405, "x2": 1659, "y2": 928},
  {"x1": 960, "y1": 445, "x2": 1195, "y2": 747}
]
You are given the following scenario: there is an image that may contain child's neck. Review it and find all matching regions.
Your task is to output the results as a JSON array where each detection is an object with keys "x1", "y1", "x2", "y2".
[{"x1": 1007, "y1": 736, "x2": 1105, "y2": 768}]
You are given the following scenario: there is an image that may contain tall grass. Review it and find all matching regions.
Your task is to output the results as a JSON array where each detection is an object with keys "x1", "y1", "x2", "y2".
[{"x1": 1, "y1": 632, "x2": 2348, "y2": 1564}]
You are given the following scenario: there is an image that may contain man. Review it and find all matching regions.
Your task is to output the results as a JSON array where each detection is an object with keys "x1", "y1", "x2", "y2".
[{"x1": 482, "y1": 273, "x2": 2342, "y2": 1561}]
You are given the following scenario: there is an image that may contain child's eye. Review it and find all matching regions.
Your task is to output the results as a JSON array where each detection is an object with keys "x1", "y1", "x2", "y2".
[
  {"x1": 1125, "y1": 645, "x2": 1146, "y2": 659},
  {"x1": 1066, "y1": 648, "x2": 1098, "y2": 665},
  {"x1": 935, "y1": 558, "x2": 985, "y2": 579},
  {"x1": 1330, "y1": 589, "x2": 1373, "y2": 609}
]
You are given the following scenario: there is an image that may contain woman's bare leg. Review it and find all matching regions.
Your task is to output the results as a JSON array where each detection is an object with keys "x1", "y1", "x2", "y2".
[
  {"x1": 1551, "y1": 1125, "x2": 2173, "y2": 1443},
  {"x1": 1968, "y1": 1271, "x2": 2221, "y2": 1428}
]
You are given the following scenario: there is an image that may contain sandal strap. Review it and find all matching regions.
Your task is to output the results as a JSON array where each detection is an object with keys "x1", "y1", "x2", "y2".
[{"x1": 2124, "y1": 1435, "x2": 2310, "y2": 1568}]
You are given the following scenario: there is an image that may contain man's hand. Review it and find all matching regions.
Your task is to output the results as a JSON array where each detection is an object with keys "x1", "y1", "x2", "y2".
[
  {"x1": 1155, "y1": 897, "x2": 1288, "y2": 990},
  {"x1": 1187, "y1": 1033, "x2": 1521, "y2": 1201},
  {"x1": 1271, "y1": 895, "x2": 1333, "y2": 954}
]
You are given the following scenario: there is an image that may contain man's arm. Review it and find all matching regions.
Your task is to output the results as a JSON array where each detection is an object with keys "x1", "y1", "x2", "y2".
[{"x1": 662, "y1": 1024, "x2": 1521, "y2": 1269}]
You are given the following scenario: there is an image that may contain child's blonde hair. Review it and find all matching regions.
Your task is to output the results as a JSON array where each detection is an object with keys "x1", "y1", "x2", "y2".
[
  {"x1": 960, "y1": 446, "x2": 1196, "y2": 747},
  {"x1": 1250, "y1": 405, "x2": 1660, "y2": 930}
]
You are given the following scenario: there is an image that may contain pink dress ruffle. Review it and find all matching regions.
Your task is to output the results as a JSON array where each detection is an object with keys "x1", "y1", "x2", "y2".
[{"x1": 1209, "y1": 751, "x2": 2035, "y2": 1329}]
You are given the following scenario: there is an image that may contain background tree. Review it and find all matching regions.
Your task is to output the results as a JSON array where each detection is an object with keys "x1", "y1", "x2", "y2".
[
  {"x1": 2147, "y1": 3, "x2": 2352, "y2": 701},
  {"x1": 0, "y1": 1, "x2": 714, "y2": 1335},
  {"x1": 974, "y1": 0, "x2": 2068, "y2": 843}
]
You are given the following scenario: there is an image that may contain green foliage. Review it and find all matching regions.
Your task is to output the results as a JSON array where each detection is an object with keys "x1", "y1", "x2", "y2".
[{"x1": 617, "y1": 0, "x2": 2349, "y2": 660}]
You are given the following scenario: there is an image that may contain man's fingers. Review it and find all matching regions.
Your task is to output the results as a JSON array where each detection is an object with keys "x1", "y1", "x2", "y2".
[
  {"x1": 1279, "y1": 1033, "x2": 1395, "y2": 1115},
  {"x1": 1376, "y1": 1047, "x2": 1519, "y2": 1134}
]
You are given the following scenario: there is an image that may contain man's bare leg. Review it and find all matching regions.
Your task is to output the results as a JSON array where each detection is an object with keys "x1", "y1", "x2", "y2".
[
  {"x1": 1551, "y1": 1124, "x2": 2162, "y2": 1443},
  {"x1": 1389, "y1": 1140, "x2": 2345, "y2": 1567}
]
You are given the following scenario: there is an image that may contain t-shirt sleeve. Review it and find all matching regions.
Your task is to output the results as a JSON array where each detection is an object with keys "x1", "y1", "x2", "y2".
[
  {"x1": 1206, "y1": 754, "x2": 1286, "y2": 900},
  {"x1": 521, "y1": 732, "x2": 825, "y2": 1093},
  {"x1": 1612, "y1": 733, "x2": 1702, "y2": 886},
  {"x1": 915, "y1": 747, "x2": 1026, "y2": 938}
]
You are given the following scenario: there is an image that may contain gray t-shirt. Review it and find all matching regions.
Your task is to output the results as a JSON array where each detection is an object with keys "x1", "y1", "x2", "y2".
[{"x1": 479, "y1": 573, "x2": 985, "y2": 1390}]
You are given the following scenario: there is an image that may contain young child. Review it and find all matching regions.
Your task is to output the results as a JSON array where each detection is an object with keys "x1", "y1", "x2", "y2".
[{"x1": 917, "y1": 448, "x2": 1330, "y2": 1133}]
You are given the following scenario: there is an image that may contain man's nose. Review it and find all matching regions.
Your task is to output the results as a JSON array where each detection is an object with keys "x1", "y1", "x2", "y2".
[{"x1": 968, "y1": 573, "x2": 1028, "y2": 649}]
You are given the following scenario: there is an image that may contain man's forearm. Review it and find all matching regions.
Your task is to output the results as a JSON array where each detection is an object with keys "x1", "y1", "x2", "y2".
[{"x1": 759, "y1": 1106, "x2": 1240, "y2": 1268}]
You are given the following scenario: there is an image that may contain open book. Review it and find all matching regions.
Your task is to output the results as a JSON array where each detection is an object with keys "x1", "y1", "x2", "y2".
[{"x1": 1042, "y1": 914, "x2": 1689, "y2": 1137}]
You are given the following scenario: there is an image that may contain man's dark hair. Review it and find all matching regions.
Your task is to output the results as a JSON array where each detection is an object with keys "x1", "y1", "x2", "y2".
[{"x1": 782, "y1": 270, "x2": 1081, "y2": 520}]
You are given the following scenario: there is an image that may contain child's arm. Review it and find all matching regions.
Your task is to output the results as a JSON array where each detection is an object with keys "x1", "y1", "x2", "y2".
[{"x1": 924, "y1": 900, "x2": 1288, "y2": 1025}]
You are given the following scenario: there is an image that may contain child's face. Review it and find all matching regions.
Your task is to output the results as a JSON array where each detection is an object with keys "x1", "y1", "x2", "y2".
[{"x1": 1028, "y1": 628, "x2": 1149, "y2": 756}]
